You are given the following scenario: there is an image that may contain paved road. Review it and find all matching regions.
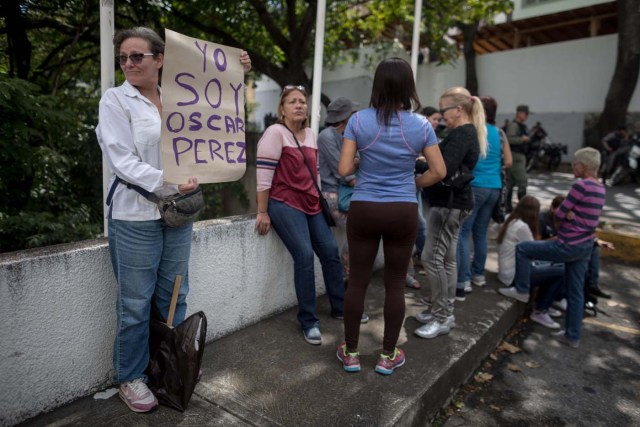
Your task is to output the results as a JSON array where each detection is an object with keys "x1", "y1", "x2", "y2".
[
  {"x1": 527, "y1": 171, "x2": 640, "y2": 234},
  {"x1": 440, "y1": 171, "x2": 640, "y2": 427}
]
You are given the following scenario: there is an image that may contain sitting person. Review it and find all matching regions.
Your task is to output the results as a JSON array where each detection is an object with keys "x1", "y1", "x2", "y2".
[
  {"x1": 539, "y1": 196, "x2": 614, "y2": 300},
  {"x1": 496, "y1": 195, "x2": 564, "y2": 329},
  {"x1": 499, "y1": 148, "x2": 606, "y2": 349}
]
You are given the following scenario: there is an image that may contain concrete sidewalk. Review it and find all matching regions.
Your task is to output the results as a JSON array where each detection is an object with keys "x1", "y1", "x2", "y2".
[
  {"x1": 21, "y1": 263, "x2": 524, "y2": 426},
  {"x1": 18, "y1": 171, "x2": 639, "y2": 426}
]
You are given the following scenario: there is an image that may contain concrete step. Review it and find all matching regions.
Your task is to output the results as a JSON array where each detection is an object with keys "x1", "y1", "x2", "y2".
[{"x1": 20, "y1": 268, "x2": 524, "y2": 427}]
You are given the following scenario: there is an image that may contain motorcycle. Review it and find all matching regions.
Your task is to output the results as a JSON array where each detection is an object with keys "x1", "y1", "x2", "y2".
[
  {"x1": 526, "y1": 134, "x2": 568, "y2": 172},
  {"x1": 609, "y1": 134, "x2": 640, "y2": 186}
]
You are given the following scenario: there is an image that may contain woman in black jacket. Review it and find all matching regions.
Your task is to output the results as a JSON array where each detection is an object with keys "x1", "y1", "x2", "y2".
[{"x1": 414, "y1": 86, "x2": 487, "y2": 339}]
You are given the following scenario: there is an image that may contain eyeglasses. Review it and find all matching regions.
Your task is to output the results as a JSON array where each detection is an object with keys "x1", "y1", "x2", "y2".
[
  {"x1": 439, "y1": 105, "x2": 458, "y2": 115},
  {"x1": 283, "y1": 85, "x2": 306, "y2": 93},
  {"x1": 116, "y1": 53, "x2": 155, "y2": 65}
]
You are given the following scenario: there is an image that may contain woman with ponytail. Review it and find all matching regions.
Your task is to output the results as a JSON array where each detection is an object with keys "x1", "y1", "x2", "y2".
[{"x1": 415, "y1": 86, "x2": 485, "y2": 340}]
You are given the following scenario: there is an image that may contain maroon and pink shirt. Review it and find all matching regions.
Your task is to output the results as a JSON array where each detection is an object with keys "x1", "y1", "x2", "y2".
[{"x1": 256, "y1": 124, "x2": 321, "y2": 214}]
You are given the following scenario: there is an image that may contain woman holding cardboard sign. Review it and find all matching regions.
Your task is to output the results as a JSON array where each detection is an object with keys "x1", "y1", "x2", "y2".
[
  {"x1": 96, "y1": 27, "x2": 251, "y2": 413},
  {"x1": 255, "y1": 85, "x2": 353, "y2": 346}
]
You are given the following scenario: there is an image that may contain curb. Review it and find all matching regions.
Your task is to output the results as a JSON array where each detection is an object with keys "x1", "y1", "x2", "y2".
[{"x1": 596, "y1": 227, "x2": 640, "y2": 263}]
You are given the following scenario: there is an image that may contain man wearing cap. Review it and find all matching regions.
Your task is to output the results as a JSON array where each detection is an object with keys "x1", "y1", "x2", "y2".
[
  {"x1": 318, "y1": 97, "x2": 360, "y2": 280},
  {"x1": 506, "y1": 105, "x2": 530, "y2": 211}
]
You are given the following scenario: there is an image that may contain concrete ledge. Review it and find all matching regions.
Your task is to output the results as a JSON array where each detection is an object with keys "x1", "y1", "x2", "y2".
[
  {"x1": 20, "y1": 270, "x2": 525, "y2": 426},
  {"x1": 0, "y1": 216, "x2": 329, "y2": 426}
]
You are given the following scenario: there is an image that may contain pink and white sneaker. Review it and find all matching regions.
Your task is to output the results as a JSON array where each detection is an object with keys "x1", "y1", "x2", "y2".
[{"x1": 119, "y1": 378, "x2": 158, "y2": 413}]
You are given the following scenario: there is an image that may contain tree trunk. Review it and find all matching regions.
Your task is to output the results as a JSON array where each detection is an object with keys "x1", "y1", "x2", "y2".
[
  {"x1": 1, "y1": 0, "x2": 32, "y2": 79},
  {"x1": 461, "y1": 22, "x2": 479, "y2": 96},
  {"x1": 592, "y1": 0, "x2": 640, "y2": 147}
]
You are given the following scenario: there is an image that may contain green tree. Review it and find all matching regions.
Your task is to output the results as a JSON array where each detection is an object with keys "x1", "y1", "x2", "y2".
[{"x1": 592, "y1": 0, "x2": 640, "y2": 145}]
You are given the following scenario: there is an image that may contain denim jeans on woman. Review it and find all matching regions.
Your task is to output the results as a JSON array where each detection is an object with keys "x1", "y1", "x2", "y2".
[
  {"x1": 530, "y1": 261, "x2": 565, "y2": 312},
  {"x1": 108, "y1": 219, "x2": 192, "y2": 384},
  {"x1": 456, "y1": 187, "x2": 500, "y2": 288},
  {"x1": 422, "y1": 206, "x2": 469, "y2": 322},
  {"x1": 514, "y1": 239, "x2": 594, "y2": 341},
  {"x1": 268, "y1": 199, "x2": 344, "y2": 331}
]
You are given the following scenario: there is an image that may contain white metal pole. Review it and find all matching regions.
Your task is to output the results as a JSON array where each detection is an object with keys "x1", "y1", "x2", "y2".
[
  {"x1": 310, "y1": 0, "x2": 327, "y2": 136},
  {"x1": 100, "y1": 0, "x2": 115, "y2": 236},
  {"x1": 410, "y1": 0, "x2": 423, "y2": 82}
]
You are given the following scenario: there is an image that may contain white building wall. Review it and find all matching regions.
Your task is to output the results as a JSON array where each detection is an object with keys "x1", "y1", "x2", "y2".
[
  {"x1": 253, "y1": 33, "x2": 639, "y2": 159},
  {"x1": 0, "y1": 216, "x2": 333, "y2": 426},
  {"x1": 512, "y1": 0, "x2": 612, "y2": 21}
]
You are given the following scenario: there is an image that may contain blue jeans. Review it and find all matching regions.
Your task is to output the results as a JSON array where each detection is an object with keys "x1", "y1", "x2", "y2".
[
  {"x1": 268, "y1": 200, "x2": 344, "y2": 330},
  {"x1": 423, "y1": 206, "x2": 468, "y2": 322},
  {"x1": 586, "y1": 245, "x2": 600, "y2": 289},
  {"x1": 108, "y1": 219, "x2": 192, "y2": 383},
  {"x1": 530, "y1": 262, "x2": 565, "y2": 312},
  {"x1": 514, "y1": 239, "x2": 594, "y2": 341},
  {"x1": 456, "y1": 187, "x2": 500, "y2": 286}
]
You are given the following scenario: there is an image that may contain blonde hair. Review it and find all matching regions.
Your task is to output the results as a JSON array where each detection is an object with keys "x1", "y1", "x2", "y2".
[
  {"x1": 440, "y1": 87, "x2": 487, "y2": 157},
  {"x1": 277, "y1": 87, "x2": 309, "y2": 128},
  {"x1": 573, "y1": 147, "x2": 601, "y2": 173}
]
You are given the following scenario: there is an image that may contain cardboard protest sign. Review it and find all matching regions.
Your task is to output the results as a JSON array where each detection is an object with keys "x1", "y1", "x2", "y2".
[{"x1": 161, "y1": 29, "x2": 246, "y2": 184}]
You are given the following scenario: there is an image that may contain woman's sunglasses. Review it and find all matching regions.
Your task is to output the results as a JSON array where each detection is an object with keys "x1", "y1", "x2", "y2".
[
  {"x1": 283, "y1": 85, "x2": 306, "y2": 93},
  {"x1": 116, "y1": 53, "x2": 155, "y2": 65}
]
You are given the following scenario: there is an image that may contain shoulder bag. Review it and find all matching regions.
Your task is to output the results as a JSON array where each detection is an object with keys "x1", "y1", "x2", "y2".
[
  {"x1": 284, "y1": 126, "x2": 336, "y2": 227},
  {"x1": 107, "y1": 178, "x2": 204, "y2": 228}
]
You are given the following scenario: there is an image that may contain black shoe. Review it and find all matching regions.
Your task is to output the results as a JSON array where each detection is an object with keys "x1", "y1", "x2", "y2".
[
  {"x1": 455, "y1": 288, "x2": 466, "y2": 301},
  {"x1": 589, "y1": 287, "x2": 611, "y2": 299}
]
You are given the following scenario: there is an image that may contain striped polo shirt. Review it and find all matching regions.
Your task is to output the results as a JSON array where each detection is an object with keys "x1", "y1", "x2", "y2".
[{"x1": 556, "y1": 178, "x2": 605, "y2": 245}]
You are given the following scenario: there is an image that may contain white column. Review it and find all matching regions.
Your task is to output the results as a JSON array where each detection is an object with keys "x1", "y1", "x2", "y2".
[
  {"x1": 100, "y1": 0, "x2": 115, "y2": 235},
  {"x1": 310, "y1": 0, "x2": 327, "y2": 136},
  {"x1": 410, "y1": 0, "x2": 423, "y2": 82}
]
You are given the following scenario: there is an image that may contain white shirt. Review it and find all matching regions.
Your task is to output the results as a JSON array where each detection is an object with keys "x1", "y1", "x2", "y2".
[
  {"x1": 497, "y1": 219, "x2": 534, "y2": 285},
  {"x1": 96, "y1": 81, "x2": 178, "y2": 221}
]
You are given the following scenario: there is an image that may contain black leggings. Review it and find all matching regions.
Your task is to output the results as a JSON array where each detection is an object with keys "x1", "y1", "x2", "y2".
[{"x1": 344, "y1": 201, "x2": 418, "y2": 352}]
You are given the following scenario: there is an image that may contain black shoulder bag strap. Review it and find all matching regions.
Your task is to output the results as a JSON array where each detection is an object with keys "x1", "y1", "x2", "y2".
[
  {"x1": 283, "y1": 125, "x2": 336, "y2": 226},
  {"x1": 106, "y1": 177, "x2": 161, "y2": 206}
]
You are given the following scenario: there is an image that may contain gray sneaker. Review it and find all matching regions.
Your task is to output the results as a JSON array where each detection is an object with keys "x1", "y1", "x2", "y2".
[
  {"x1": 414, "y1": 318, "x2": 452, "y2": 339},
  {"x1": 303, "y1": 326, "x2": 322, "y2": 345},
  {"x1": 550, "y1": 330, "x2": 579, "y2": 348}
]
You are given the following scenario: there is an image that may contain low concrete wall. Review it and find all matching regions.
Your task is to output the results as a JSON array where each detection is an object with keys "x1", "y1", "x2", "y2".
[{"x1": 0, "y1": 215, "x2": 333, "y2": 426}]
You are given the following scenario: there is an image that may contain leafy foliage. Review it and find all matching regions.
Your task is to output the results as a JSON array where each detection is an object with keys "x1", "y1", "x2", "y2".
[
  {"x1": 0, "y1": 76, "x2": 103, "y2": 251},
  {"x1": 0, "y1": 0, "x2": 513, "y2": 253}
]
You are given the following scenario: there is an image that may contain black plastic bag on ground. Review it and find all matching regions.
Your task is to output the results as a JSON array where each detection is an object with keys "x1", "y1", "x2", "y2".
[{"x1": 146, "y1": 303, "x2": 207, "y2": 412}]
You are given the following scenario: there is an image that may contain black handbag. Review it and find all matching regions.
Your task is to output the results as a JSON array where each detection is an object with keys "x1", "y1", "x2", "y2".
[
  {"x1": 492, "y1": 129, "x2": 510, "y2": 224},
  {"x1": 492, "y1": 169, "x2": 508, "y2": 224},
  {"x1": 284, "y1": 125, "x2": 336, "y2": 227},
  {"x1": 146, "y1": 275, "x2": 207, "y2": 412}
]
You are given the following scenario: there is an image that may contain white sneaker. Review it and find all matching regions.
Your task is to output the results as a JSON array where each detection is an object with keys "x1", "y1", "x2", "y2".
[
  {"x1": 471, "y1": 275, "x2": 487, "y2": 287},
  {"x1": 547, "y1": 307, "x2": 562, "y2": 318},
  {"x1": 119, "y1": 378, "x2": 158, "y2": 413},
  {"x1": 552, "y1": 298, "x2": 568, "y2": 312},
  {"x1": 462, "y1": 281, "x2": 472, "y2": 293},
  {"x1": 414, "y1": 317, "x2": 453, "y2": 339},
  {"x1": 498, "y1": 287, "x2": 530, "y2": 303},
  {"x1": 530, "y1": 311, "x2": 560, "y2": 329}
]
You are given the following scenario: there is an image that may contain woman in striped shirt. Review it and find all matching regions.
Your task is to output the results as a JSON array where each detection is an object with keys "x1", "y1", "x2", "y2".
[{"x1": 499, "y1": 147, "x2": 605, "y2": 348}]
